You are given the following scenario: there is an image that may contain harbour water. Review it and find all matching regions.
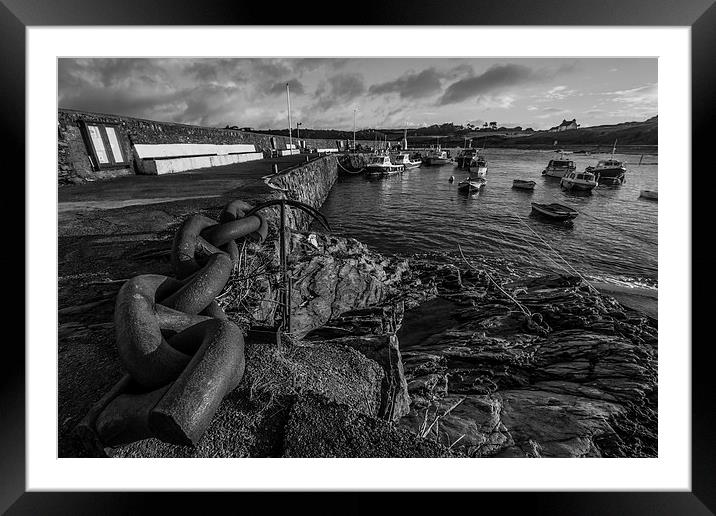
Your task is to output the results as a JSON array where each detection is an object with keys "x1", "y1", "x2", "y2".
[{"x1": 317, "y1": 148, "x2": 658, "y2": 290}]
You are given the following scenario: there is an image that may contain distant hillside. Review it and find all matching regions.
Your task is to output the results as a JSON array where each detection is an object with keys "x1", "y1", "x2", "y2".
[
  {"x1": 252, "y1": 117, "x2": 657, "y2": 150},
  {"x1": 486, "y1": 116, "x2": 658, "y2": 148}
]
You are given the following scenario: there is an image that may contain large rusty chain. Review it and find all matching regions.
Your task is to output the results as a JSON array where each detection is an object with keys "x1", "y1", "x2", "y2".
[
  {"x1": 78, "y1": 200, "x2": 267, "y2": 449},
  {"x1": 78, "y1": 197, "x2": 330, "y2": 452}
]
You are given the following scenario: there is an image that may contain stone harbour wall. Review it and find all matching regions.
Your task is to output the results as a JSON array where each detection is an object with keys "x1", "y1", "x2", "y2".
[
  {"x1": 58, "y1": 108, "x2": 342, "y2": 184},
  {"x1": 271, "y1": 155, "x2": 339, "y2": 229}
]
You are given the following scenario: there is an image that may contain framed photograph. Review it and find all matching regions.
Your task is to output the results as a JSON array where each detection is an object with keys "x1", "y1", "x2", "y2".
[{"x1": 7, "y1": 0, "x2": 714, "y2": 512}]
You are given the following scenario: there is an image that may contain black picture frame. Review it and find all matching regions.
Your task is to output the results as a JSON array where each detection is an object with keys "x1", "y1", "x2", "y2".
[{"x1": 6, "y1": 0, "x2": 713, "y2": 513}]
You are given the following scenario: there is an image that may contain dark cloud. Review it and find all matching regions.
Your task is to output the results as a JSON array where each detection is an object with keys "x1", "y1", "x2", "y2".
[
  {"x1": 59, "y1": 58, "x2": 170, "y2": 89},
  {"x1": 328, "y1": 73, "x2": 365, "y2": 99},
  {"x1": 313, "y1": 73, "x2": 366, "y2": 110},
  {"x1": 446, "y1": 64, "x2": 474, "y2": 79},
  {"x1": 369, "y1": 68, "x2": 444, "y2": 99},
  {"x1": 438, "y1": 64, "x2": 533, "y2": 105},
  {"x1": 438, "y1": 63, "x2": 576, "y2": 105},
  {"x1": 268, "y1": 79, "x2": 305, "y2": 96}
]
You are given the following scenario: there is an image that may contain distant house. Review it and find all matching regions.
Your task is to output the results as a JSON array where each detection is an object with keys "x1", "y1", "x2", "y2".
[
  {"x1": 549, "y1": 119, "x2": 579, "y2": 132},
  {"x1": 489, "y1": 121, "x2": 498, "y2": 130}
]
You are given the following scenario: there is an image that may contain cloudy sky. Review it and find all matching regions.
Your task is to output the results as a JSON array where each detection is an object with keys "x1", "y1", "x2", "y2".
[{"x1": 58, "y1": 58, "x2": 657, "y2": 130}]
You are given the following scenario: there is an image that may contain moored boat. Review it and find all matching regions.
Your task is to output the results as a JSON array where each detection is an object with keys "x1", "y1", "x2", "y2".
[
  {"x1": 455, "y1": 148, "x2": 478, "y2": 169},
  {"x1": 639, "y1": 190, "x2": 658, "y2": 200},
  {"x1": 542, "y1": 155, "x2": 576, "y2": 178},
  {"x1": 468, "y1": 153, "x2": 488, "y2": 178},
  {"x1": 560, "y1": 168, "x2": 598, "y2": 192},
  {"x1": 531, "y1": 202, "x2": 579, "y2": 220},
  {"x1": 365, "y1": 155, "x2": 405, "y2": 177},
  {"x1": 424, "y1": 149, "x2": 451, "y2": 166},
  {"x1": 457, "y1": 177, "x2": 486, "y2": 193},
  {"x1": 592, "y1": 140, "x2": 627, "y2": 185},
  {"x1": 337, "y1": 157, "x2": 365, "y2": 175},
  {"x1": 512, "y1": 179, "x2": 536, "y2": 190},
  {"x1": 392, "y1": 152, "x2": 422, "y2": 169}
]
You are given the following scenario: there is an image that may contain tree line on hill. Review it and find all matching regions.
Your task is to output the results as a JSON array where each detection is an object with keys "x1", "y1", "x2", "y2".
[{"x1": 224, "y1": 116, "x2": 656, "y2": 148}]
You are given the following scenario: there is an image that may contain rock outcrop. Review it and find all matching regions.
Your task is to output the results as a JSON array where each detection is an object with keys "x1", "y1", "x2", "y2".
[
  {"x1": 393, "y1": 258, "x2": 657, "y2": 458},
  {"x1": 220, "y1": 233, "x2": 657, "y2": 458}
]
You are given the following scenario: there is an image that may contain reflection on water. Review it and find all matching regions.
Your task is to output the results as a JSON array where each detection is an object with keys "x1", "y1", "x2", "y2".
[{"x1": 316, "y1": 148, "x2": 658, "y2": 288}]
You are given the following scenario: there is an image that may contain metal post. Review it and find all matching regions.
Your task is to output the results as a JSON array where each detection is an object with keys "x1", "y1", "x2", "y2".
[
  {"x1": 286, "y1": 83, "x2": 293, "y2": 152},
  {"x1": 278, "y1": 200, "x2": 289, "y2": 332},
  {"x1": 353, "y1": 108, "x2": 357, "y2": 151}
]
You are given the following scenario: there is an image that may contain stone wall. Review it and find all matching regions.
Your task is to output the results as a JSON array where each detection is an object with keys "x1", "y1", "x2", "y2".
[
  {"x1": 270, "y1": 154, "x2": 339, "y2": 231},
  {"x1": 58, "y1": 108, "x2": 342, "y2": 184}
]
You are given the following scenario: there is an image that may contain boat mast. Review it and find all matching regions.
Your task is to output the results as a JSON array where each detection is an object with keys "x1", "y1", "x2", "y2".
[
  {"x1": 286, "y1": 83, "x2": 293, "y2": 151},
  {"x1": 353, "y1": 108, "x2": 357, "y2": 151}
]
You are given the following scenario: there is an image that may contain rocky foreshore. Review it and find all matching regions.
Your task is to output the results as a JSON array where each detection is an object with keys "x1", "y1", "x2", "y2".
[
  {"x1": 276, "y1": 233, "x2": 658, "y2": 458},
  {"x1": 60, "y1": 217, "x2": 657, "y2": 458}
]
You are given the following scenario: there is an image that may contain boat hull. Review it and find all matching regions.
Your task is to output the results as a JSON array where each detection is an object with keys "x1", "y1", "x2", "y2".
[
  {"x1": 458, "y1": 182, "x2": 483, "y2": 193},
  {"x1": 512, "y1": 180, "x2": 536, "y2": 190},
  {"x1": 366, "y1": 165, "x2": 404, "y2": 176},
  {"x1": 426, "y1": 158, "x2": 451, "y2": 166},
  {"x1": 595, "y1": 167, "x2": 626, "y2": 185},
  {"x1": 560, "y1": 179, "x2": 597, "y2": 191},
  {"x1": 542, "y1": 167, "x2": 573, "y2": 178},
  {"x1": 531, "y1": 203, "x2": 579, "y2": 221},
  {"x1": 455, "y1": 156, "x2": 475, "y2": 169},
  {"x1": 472, "y1": 166, "x2": 487, "y2": 178}
]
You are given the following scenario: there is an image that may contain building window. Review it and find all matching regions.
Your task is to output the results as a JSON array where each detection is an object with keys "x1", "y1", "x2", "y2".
[{"x1": 79, "y1": 120, "x2": 129, "y2": 170}]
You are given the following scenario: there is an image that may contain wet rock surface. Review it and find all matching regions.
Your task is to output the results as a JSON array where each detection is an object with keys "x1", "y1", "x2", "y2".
[{"x1": 392, "y1": 255, "x2": 657, "y2": 458}]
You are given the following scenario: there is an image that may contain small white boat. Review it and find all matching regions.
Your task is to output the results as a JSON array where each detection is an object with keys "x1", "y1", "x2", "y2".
[
  {"x1": 468, "y1": 154, "x2": 488, "y2": 178},
  {"x1": 457, "y1": 177, "x2": 486, "y2": 193},
  {"x1": 365, "y1": 155, "x2": 405, "y2": 177},
  {"x1": 424, "y1": 149, "x2": 451, "y2": 166},
  {"x1": 561, "y1": 168, "x2": 598, "y2": 192},
  {"x1": 512, "y1": 179, "x2": 536, "y2": 190},
  {"x1": 392, "y1": 153, "x2": 422, "y2": 169},
  {"x1": 542, "y1": 154, "x2": 576, "y2": 178},
  {"x1": 640, "y1": 190, "x2": 658, "y2": 200}
]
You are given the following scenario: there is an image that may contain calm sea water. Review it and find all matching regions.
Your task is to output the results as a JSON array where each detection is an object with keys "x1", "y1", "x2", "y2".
[{"x1": 315, "y1": 148, "x2": 658, "y2": 289}]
